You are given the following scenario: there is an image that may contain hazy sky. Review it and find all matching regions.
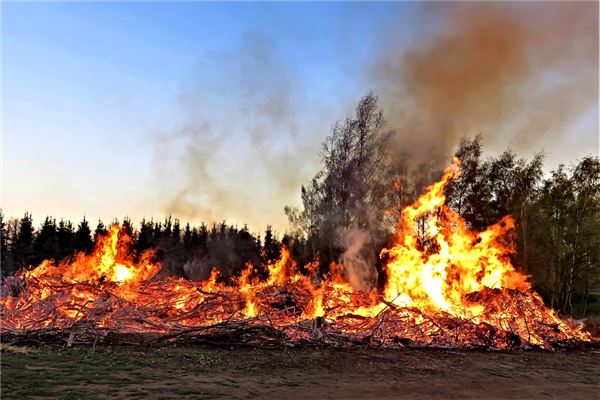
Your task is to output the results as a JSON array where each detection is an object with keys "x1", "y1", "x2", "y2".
[{"x1": 2, "y1": 2, "x2": 598, "y2": 234}]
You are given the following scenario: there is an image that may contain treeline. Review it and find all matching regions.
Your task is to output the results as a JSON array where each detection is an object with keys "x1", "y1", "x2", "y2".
[
  {"x1": 0, "y1": 214, "x2": 283, "y2": 282},
  {"x1": 1, "y1": 93, "x2": 599, "y2": 316}
]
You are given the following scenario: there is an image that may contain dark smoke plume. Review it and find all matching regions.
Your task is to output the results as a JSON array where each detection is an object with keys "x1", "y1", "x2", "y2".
[{"x1": 375, "y1": 2, "x2": 598, "y2": 165}]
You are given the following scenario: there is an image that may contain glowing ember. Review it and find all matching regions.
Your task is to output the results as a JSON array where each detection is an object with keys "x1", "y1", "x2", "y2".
[{"x1": 0, "y1": 159, "x2": 592, "y2": 350}]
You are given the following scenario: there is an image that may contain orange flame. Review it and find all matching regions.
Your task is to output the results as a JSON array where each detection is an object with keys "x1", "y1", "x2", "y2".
[{"x1": 383, "y1": 157, "x2": 529, "y2": 318}]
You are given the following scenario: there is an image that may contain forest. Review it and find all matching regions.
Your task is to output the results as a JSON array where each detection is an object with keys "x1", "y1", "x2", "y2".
[{"x1": 2, "y1": 94, "x2": 599, "y2": 318}]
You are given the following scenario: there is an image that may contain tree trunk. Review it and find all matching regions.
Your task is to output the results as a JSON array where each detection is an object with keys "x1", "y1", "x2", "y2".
[
  {"x1": 567, "y1": 211, "x2": 583, "y2": 316},
  {"x1": 582, "y1": 283, "x2": 589, "y2": 317},
  {"x1": 520, "y1": 205, "x2": 528, "y2": 273}
]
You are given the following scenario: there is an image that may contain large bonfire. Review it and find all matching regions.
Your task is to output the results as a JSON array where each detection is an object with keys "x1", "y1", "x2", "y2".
[{"x1": 1, "y1": 159, "x2": 592, "y2": 349}]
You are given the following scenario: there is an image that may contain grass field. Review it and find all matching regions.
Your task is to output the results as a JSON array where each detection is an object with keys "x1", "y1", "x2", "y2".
[{"x1": 1, "y1": 344, "x2": 599, "y2": 399}]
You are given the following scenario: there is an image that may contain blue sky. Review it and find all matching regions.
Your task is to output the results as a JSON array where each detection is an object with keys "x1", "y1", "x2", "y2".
[
  {"x1": 2, "y1": 2, "x2": 421, "y2": 232},
  {"x1": 2, "y1": 2, "x2": 597, "y2": 233}
]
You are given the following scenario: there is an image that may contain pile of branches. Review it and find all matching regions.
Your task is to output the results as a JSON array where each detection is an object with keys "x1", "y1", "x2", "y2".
[{"x1": 1, "y1": 278, "x2": 595, "y2": 351}]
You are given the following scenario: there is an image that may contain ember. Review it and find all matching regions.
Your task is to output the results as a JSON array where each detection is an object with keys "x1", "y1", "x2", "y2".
[{"x1": 1, "y1": 159, "x2": 591, "y2": 350}]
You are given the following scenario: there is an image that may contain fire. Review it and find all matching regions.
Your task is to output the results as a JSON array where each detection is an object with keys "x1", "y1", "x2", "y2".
[
  {"x1": 114, "y1": 265, "x2": 133, "y2": 283},
  {"x1": 1, "y1": 158, "x2": 592, "y2": 350},
  {"x1": 267, "y1": 246, "x2": 293, "y2": 286},
  {"x1": 238, "y1": 264, "x2": 258, "y2": 318},
  {"x1": 25, "y1": 225, "x2": 160, "y2": 289},
  {"x1": 383, "y1": 157, "x2": 528, "y2": 318}
]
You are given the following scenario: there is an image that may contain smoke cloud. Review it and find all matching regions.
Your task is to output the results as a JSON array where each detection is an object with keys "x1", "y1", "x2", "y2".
[
  {"x1": 155, "y1": 32, "x2": 326, "y2": 233},
  {"x1": 375, "y1": 2, "x2": 598, "y2": 165}
]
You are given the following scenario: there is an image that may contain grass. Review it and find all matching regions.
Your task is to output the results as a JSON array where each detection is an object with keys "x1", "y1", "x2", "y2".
[
  {"x1": 1, "y1": 346, "x2": 234, "y2": 399},
  {"x1": 1, "y1": 344, "x2": 599, "y2": 399}
]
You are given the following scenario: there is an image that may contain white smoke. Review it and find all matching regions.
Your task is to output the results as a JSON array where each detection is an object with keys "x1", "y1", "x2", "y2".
[{"x1": 339, "y1": 229, "x2": 378, "y2": 292}]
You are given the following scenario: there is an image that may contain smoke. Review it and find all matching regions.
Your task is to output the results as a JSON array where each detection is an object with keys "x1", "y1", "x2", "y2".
[
  {"x1": 375, "y1": 2, "x2": 598, "y2": 165},
  {"x1": 155, "y1": 32, "x2": 326, "y2": 233},
  {"x1": 338, "y1": 229, "x2": 378, "y2": 292},
  {"x1": 154, "y1": 3, "x2": 597, "y2": 236}
]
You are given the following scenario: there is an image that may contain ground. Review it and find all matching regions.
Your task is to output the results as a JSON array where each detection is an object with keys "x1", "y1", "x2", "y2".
[{"x1": 1, "y1": 345, "x2": 599, "y2": 399}]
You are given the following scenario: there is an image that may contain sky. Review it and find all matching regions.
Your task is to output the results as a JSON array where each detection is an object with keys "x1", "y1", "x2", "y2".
[{"x1": 2, "y1": 2, "x2": 598, "y2": 234}]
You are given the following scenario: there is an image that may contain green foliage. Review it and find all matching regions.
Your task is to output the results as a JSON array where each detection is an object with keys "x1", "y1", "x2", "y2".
[{"x1": 526, "y1": 157, "x2": 600, "y2": 315}]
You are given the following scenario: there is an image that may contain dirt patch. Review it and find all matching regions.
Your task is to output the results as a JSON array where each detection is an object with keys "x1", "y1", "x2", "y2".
[{"x1": 1, "y1": 345, "x2": 598, "y2": 399}]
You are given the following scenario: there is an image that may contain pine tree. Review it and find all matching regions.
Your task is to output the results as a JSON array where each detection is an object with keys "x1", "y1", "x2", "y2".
[
  {"x1": 136, "y1": 219, "x2": 155, "y2": 253},
  {"x1": 33, "y1": 216, "x2": 58, "y2": 264},
  {"x1": 263, "y1": 225, "x2": 280, "y2": 262},
  {"x1": 75, "y1": 217, "x2": 93, "y2": 253},
  {"x1": 183, "y1": 223, "x2": 193, "y2": 248},
  {"x1": 2, "y1": 217, "x2": 19, "y2": 275},
  {"x1": 172, "y1": 219, "x2": 181, "y2": 245},
  {"x1": 198, "y1": 223, "x2": 209, "y2": 252},
  {"x1": 13, "y1": 213, "x2": 35, "y2": 270},
  {"x1": 152, "y1": 221, "x2": 162, "y2": 243},
  {"x1": 56, "y1": 219, "x2": 76, "y2": 260},
  {"x1": 122, "y1": 217, "x2": 134, "y2": 236},
  {"x1": 162, "y1": 216, "x2": 173, "y2": 239},
  {"x1": 94, "y1": 220, "x2": 107, "y2": 246}
]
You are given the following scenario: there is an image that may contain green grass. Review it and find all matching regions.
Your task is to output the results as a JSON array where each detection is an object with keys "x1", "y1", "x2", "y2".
[
  {"x1": 1, "y1": 344, "x2": 598, "y2": 399},
  {"x1": 1, "y1": 346, "x2": 231, "y2": 399}
]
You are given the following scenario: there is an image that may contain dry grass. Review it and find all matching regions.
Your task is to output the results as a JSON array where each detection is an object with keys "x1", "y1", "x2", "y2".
[{"x1": 1, "y1": 345, "x2": 599, "y2": 399}]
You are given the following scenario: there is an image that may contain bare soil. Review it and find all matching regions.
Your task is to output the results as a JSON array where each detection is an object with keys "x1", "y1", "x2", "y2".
[{"x1": 1, "y1": 345, "x2": 598, "y2": 399}]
